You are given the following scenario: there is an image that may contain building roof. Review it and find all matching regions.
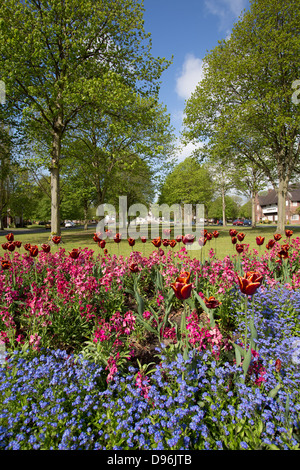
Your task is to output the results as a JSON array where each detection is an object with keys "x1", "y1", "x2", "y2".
[{"x1": 258, "y1": 183, "x2": 300, "y2": 206}]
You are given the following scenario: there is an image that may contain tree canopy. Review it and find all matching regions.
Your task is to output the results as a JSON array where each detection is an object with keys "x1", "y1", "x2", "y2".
[
  {"x1": 182, "y1": 0, "x2": 300, "y2": 234},
  {"x1": 158, "y1": 157, "x2": 214, "y2": 214},
  {"x1": 0, "y1": 0, "x2": 172, "y2": 234}
]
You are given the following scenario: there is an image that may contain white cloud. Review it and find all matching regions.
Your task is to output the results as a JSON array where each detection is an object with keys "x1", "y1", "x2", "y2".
[
  {"x1": 174, "y1": 139, "x2": 204, "y2": 163},
  {"x1": 204, "y1": 0, "x2": 247, "y2": 31},
  {"x1": 175, "y1": 54, "x2": 204, "y2": 101}
]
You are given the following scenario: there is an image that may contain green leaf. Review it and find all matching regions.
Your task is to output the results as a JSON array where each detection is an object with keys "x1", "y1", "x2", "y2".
[
  {"x1": 268, "y1": 383, "x2": 281, "y2": 399},
  {"x1": 155, "y1": 269, "x2": 164, "y2": 291},
  {"x1": 133, "y1": 279, "x2": 144, "y2": 317},
  {"x1": 256, "y1": 420, "x2": 263, "y2": 436},
  {"x1": 234, "y1": 344, "x2": 242, "y2": 367},
  {"x1": 232, "y1": 341, "x2": 246, "y2": 359},
  {"x1": 242, "y1": 344, "x2": 252, "y2": 377},
  {"x1": 249, "y1": 318, "x2": 258, "y2": 341},
  {"x1": 267, "y1": 444, "x2": 280, "y2": 450}
]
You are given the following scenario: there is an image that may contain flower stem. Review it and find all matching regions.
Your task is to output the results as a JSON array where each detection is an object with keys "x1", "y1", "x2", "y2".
[{"x1": 244, "y1": 295, "x2": 248, "y2": 355}]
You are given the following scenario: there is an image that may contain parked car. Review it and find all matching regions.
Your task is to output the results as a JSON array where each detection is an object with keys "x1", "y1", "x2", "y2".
[
  {"x1": 243, "y1": 219, "x2": 252, "y2": 226},
  {"x1": 233, "y1": 219, "x2": 243, "y2": 226},
  {"x1": 64, "y1": 221, "x2": 75, "y2": 228}
]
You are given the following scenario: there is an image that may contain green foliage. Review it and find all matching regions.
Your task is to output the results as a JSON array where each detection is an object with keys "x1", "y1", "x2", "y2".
[
  {"x1": 239, "y1": 200, "x2": 251, "y2": 219},
  {"x1": 207, "y1": 195, "x2": 240, "y2": 220},
  {"x1": 182, "y1": 0, "x2": 300, "y2": 233},
  {"x1": 158, "y1": 157, "x2": 214, "y2": 210},
  {"x1": 0, "y1": 0, "x2": 172, "y2": 233}
]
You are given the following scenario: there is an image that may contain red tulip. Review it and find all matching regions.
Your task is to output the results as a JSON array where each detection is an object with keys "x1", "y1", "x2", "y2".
[
  {"x1": 171, "y1": 281, "x2": 193, "y2": 301},
  {"x1": 5, "y1": 233, "x2": 14, "y2": 242},
  {"x1": 152, "y1": 237, "x2": 161, "y2": 248},
  {"x1": 256, "y1": 236, "x2": 265, "y2": 246},
  {"x1": 206, "y1": 232, "x2": 213, "y2": 241},
  {"x1": 198, "y1": 237, "x2": 207, "y2": 247},
  {"x1": 128, "y1": 237, "x2": 135, "y2": 247},
  {"x1": 274, "y1": 234, "x2": 282, "y2": 241},
  {"x1": 275, "y1": 359, "x2": 282, "y2": 372},
  {"x1": 6, "y1": 242, "x2": 15, "y2": 252},
  {"x1": 182, "y1": 234, "x2": 195, "y2": 245},
  {"x1": 93, "y1": 233, "x2": 101, "y2": 243},
  {"x1": 266, "y1": 239, "x2": 275, "y2": 250},
  {"x1": 229, "y1": 229, "x2": 237, "y2": 237},
  {"x1": 169, "y1": 239, "x2": 177, "y2": 248},
  {"x1": 141, "y1": 236, "x2": 147, "y2": 243},
  {"x1": 285, "y1": 229, "x2": 293, "y2": 238},
  {"x1": 14, "y1": 241, "x2": 22, "y2": 248},
  {"x1": 1, "y1": 259, "x2": 11, "y2": 270},
  {"x1": 204, "y1": 296, "x2": 221, "y2": 309},
  {"x1": 231, "y1": 236, "x2": 237, "y2": 245},
  {"x1": 212, "y1": 231, "x2": 219, "y2": 238},
  {"x1": 177, "y1": 271, "x2": 191, "y2": 283},
  {"x1": 236, "y1": 243, "x2": 245, "y2": 254},
  {"x1": 277, "y1": 247, "x2": 289, "y2": 259},
  {"x1": 162, "y1": 239, "x2": 170, "y2": 247},
  {"x1": 113, "y1": 233, "x2": 122, "y2": 243},
  {"x1": 99, "y1": 240, "x2": 106, "y2": 249},
  {"x1": 176, "y1": 235, "x2": 183, "y2": 243},
  {"x1": 29, "y1": 245, "x2": 39, "y2": 257},
  {"x1": 41, "y1": 244, "x2": 51, "y2": 253},
  {"x1": 246, "y1": 271, "x2": 263, "y2": 283},
  {"x1": 238, "y1": 271, "x2": 263, "y2": 296},
  {"x1": 69, "y1": 248, "x2": 80, "y2": 259},
  {"x1": 1, "y1": 243, "x2": 8, "y2": 250},
  {"x1": 237, "y1": 232, "x2": 245, "y2": 241},
  {"x1": 52, "y1": 236, "x2": 61, "y2": 245},
  {"x1": 24, "y1": 243, "x2": 31, "y2": 252},
  {"x1": 171, "y1": 271, "x2": 193, "y2": 300},
  {"x1": 129, "y1": 262, "x2": 139, "y2": 273}
]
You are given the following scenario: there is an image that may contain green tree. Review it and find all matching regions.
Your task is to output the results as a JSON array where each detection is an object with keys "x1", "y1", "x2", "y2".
[
  {"x1": 158, "y1": 157, "x2": 214, "y2": 216},
  {"x1": 230, "y1": 164, "x2": 268, "y2": 227},
  {"x1": 207, "y1": 195, "x2": 240, "y2": 221},
  {"x1": 62, "y1": 96, "x2": 174, "y2": 207},
  {"x1": 182, "y1": 0, "x2": 300, "y2": 234},
  {"x1": 0, "y1": 125, "x2": 11, "y2": 229},
  {"x1": 239, "y1": 201, "x2": 252, "y2": 219},
  {"x1": 0, "y1": 0, "x2": 171, "y2": 235}
]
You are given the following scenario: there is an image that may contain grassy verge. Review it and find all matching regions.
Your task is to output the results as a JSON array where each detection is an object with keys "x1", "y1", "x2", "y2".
[{"x1": 1, "y1": 224, "x2": 299, "y2": 260}]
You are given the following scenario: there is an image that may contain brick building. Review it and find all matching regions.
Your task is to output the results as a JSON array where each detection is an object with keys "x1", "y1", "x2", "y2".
[{"x1": 257, "y1": 184, "x2": 300, "y2": 224}]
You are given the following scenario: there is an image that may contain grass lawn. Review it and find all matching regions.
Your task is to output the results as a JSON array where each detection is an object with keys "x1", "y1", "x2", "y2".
[{"x1": 2, "y1": 224, "x2": 299, "y2": 260}]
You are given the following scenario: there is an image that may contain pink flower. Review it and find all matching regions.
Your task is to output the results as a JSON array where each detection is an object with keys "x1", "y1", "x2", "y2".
[
  {"x1": 136, "y1": 371, "x2": 151, "y2": 399},
  {"x1": 29, "y1": 333, "x2": 41, "y2": 351}
]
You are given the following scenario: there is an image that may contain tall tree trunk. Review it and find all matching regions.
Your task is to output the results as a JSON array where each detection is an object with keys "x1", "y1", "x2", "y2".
[
  {"x1": 50, "y1": 127, "x2": 62, "y2": 236},
  {"x1": 221, "y1": 183, "x2": 226, "y2": 226},
  {"x1": 251, "y1": 191, "x2": 257, "y2": 228},
  {"x1": 83, "y1": 202, "x2": 88, "y2": 231},
  {"x1": 95, "y1": 179, "x2": 107, "y2": 207},
  {"x1": 276, "y1": 176, "x2": 288, "y2": 235}
]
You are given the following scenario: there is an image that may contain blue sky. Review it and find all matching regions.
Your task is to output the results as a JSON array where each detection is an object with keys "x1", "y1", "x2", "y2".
[{"x1": 143, "y1": 0, "x2": 250, "y2": 160}]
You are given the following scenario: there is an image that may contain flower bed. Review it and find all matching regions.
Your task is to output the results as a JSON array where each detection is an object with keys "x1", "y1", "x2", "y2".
[{"x1": 0, "y1": 231, "x2": 300, "y2": 450}]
